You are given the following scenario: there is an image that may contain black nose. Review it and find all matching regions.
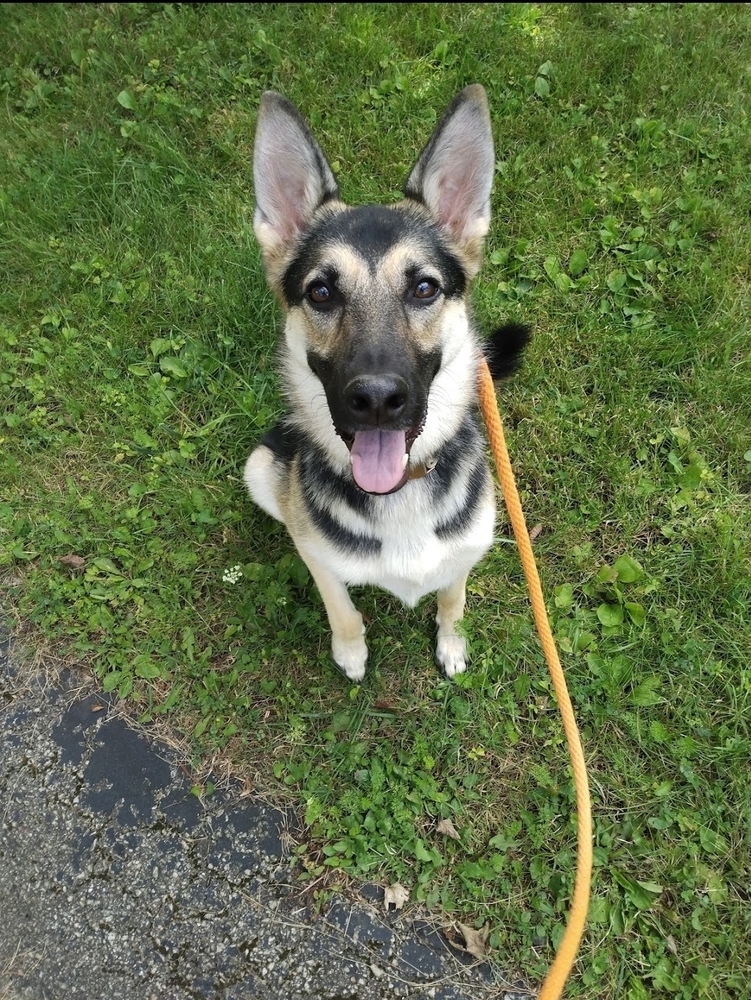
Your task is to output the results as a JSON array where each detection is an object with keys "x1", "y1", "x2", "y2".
[{"x1": 344, "y1": 374, "x2": 409, "y2": 426}]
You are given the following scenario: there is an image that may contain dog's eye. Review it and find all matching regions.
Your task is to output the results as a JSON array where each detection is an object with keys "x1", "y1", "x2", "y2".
[
  {"x1": 411, "y1": 278, "x2": 440, "y2": 302},
  {"x1": 306, "y1": 282, "x2": 337, "y2": 308}
]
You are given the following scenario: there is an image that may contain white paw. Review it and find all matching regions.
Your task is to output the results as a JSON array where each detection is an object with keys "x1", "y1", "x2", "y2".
[
  {"x1": 435, "y1": 635, "x2": 468, "y2": 679},
  {"x1": 331, "y1": 634, "x2": 368, "y2": 682}
]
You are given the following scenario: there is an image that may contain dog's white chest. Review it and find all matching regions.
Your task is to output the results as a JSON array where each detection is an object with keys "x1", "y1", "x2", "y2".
[{"x1": 326, "y1": 491, "x2": 495, "y2": 607}]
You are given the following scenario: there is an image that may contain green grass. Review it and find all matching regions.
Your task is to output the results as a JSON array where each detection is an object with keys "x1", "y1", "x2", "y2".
[{"x1": 2, "y1": 3, "x2": 751, "y2": 996}]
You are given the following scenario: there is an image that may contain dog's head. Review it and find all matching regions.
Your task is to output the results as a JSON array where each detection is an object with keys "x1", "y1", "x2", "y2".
[{"x1": 252, "y1": 86, "x2": 495, "y2": 494}]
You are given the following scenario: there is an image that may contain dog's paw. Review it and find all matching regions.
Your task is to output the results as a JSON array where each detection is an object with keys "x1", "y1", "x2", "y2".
[
  {"x1": 332, "y1": 635, "x2": 368, "y2": 682},
  {"x1": 435, "y1": 635, "x2": 468, "y2": 679}
]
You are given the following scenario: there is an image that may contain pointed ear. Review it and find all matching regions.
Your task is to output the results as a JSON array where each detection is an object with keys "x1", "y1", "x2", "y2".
[
  {"x1": 404, "y1": 85, "x2": 495, "y2": 260},
  {"x1": 253, "y1": 91, "x2": 339, "y2": 258}
]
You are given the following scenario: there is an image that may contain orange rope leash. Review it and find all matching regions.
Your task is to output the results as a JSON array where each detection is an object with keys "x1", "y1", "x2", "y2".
[{"x1": 477, "y1": 356, "x2": 592, "y2": 1000}]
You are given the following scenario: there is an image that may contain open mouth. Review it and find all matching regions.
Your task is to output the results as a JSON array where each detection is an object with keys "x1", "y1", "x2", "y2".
[{"x1": 340, "y1": 420, "x2": 425, "y2": 495}]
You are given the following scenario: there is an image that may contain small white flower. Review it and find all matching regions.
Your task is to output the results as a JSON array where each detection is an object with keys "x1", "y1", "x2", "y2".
[{"x1": 222, "y1": 564, "x2": 243, "y2": 585}]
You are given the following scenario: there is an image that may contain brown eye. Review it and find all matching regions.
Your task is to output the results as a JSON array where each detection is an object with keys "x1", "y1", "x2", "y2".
[
  {"x1": 308, "y1": 283, "x2": 331, "y2": 304},
  {"x1": 306, "y1": 281, "x2": 339, "y2": 310},
  {"x1": 412, "y1": 278, "x2": 439, "y2": 301}
]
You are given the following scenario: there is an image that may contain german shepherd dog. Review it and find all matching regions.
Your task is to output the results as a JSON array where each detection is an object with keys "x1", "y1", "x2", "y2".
[{"x1": 244, "y1": 85, "x2": 527, "y2": 682}]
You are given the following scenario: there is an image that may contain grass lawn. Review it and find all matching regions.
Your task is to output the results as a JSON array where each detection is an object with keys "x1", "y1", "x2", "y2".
[{"x1": 2, "y1": 3, "x2": 750, "y2": 996}]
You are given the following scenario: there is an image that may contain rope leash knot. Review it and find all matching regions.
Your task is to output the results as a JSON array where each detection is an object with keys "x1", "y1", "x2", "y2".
[{"x1": 477, "y1": 356, "x2": 592, "y2": 1000}]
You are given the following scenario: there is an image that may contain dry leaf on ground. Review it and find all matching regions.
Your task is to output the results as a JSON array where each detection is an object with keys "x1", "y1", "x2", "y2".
[
  {"x1": 59, "y1": 553, "x2": 86, "y2": 570},
  {"x1": 383, "y1": 883, "x2": 409, "y2": 912},
  {"x1": 445, "y1": 921, "x2": 490, "y2": 960},
  {"x1": 435, "y1": 818, "x2": 460, "y2": 841}
]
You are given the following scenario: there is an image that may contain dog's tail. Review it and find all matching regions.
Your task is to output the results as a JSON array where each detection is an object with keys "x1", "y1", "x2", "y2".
[{"x1": 483, "y1": 323, "x2": 531, "y2": 380}]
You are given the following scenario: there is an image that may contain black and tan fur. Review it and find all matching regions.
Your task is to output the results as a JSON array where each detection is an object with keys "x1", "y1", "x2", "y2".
[{"x1": 244, "y1": 85, "x2": 527, "y2": 681}]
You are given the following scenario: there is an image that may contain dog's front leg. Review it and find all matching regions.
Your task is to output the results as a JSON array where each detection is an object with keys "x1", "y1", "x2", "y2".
[
  {"x1": 299, "y1": 550, "x2": 367, "y2": 682},
  {"x1": 435, "y1": 573, "x2": 470, "y2": 678}
]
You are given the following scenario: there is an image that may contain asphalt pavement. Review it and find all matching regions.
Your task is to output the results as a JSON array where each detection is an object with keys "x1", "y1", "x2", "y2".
[{"x1": 0, "y1": 631, "x2": 533, "y2": 1000}]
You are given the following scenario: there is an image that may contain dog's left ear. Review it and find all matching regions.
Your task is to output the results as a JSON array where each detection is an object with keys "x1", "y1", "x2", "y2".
[{"x1": 404, "y1": 85, "x2": 494, "y2": 269}]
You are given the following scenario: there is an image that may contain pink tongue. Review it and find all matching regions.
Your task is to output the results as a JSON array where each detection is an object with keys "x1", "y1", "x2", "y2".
[{"x1": 351, "y1": 430, "x2": 407, "y2": 494}]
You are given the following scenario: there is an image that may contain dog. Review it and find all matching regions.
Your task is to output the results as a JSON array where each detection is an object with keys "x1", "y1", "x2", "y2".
[{"x1": 244, "y1": 85, "x2": 528, "y2": 682}]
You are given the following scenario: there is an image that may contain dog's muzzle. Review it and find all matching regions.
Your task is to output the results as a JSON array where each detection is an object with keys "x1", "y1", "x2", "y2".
[{"x1": 331, "y1": 374, "x2": 425, "y2": 495}]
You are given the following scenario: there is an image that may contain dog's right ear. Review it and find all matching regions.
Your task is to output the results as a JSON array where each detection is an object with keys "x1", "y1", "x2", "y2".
[{"x1": 253, "y1": 92, "x2": 339, "y2": 260}]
